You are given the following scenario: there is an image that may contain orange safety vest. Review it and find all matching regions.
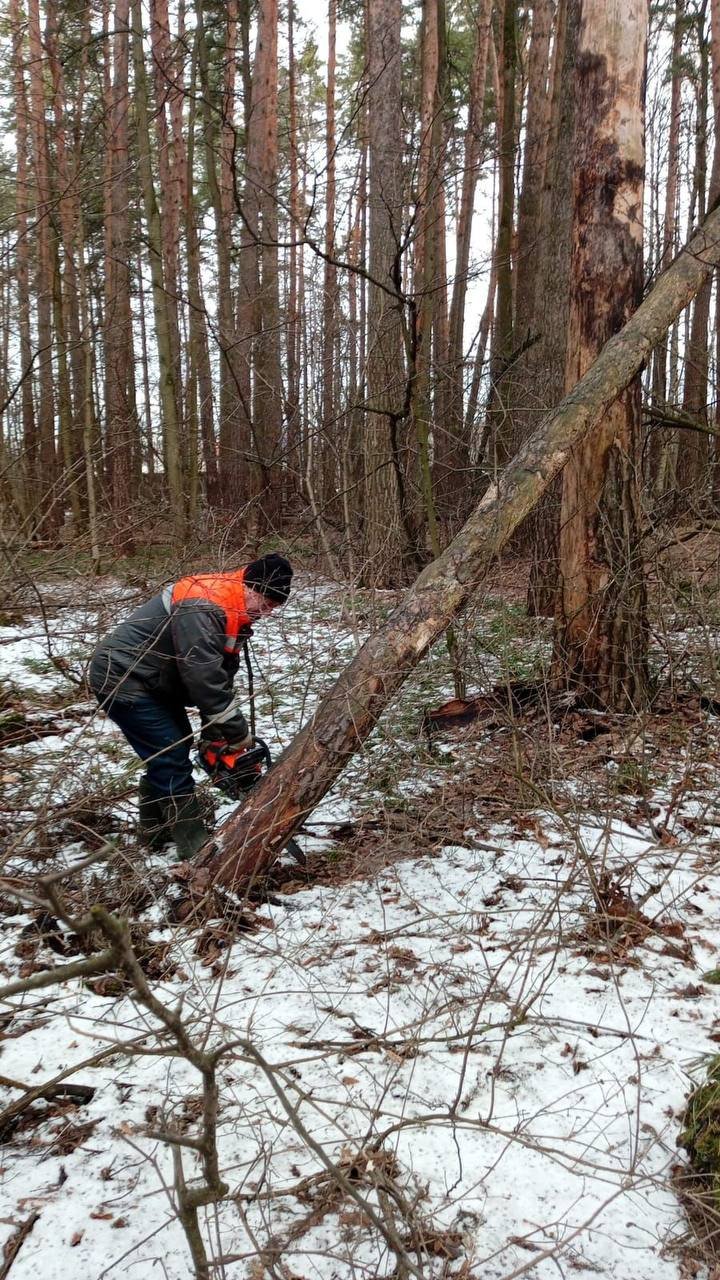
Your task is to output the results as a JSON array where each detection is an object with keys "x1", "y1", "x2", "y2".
[{"x1": 171, "y1": 569, "x2": 252, "y2": 655}]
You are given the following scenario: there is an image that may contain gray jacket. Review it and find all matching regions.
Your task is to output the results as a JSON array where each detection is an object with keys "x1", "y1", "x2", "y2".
[{"x1": 89, "y1": 589, "x2": 251, "y2": 740}]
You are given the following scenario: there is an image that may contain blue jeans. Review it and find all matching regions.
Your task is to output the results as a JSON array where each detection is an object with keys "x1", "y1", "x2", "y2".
[{"x1": 101, "y1": 695, "x2": 195, "y2": 796}]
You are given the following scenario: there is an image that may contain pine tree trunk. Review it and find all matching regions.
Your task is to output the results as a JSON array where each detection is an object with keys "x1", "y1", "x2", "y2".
[
  {"x1": 677, "y1": 11, "x2": 711, "y2": 499},
  {"x1": 445, "y1": 0, "x2": 493, "y2": 486},
  {"x1": 196, "y1": 0, "x2": 249, "y2": 513},
  {"x1": 514, "y1": 0, "x2": 553, "y2": 346},
  {"x1": 410, "y1": 0, "x2": 443, "y2": 555},
  {"x1": 504, "y1": 0, "x2": 556, "y2": 558},
  {"x1": 105, "y1": 0, "x2": 137, "y2": 546},
  {"x1": 486, "y1": 0, "x2": 518, "y2": 469},
  {"x1": 553, "y1": 0, "x2": 648, "y2": 711},
  {"x1": 525, "y1": 0, "x2": 578, "y2": 617},
  {"x1": 186, "y1": 23, "x2": 218, "y2": 504},
  {"x1": 149, "y1": 0, "x2": 184, "y2": 436},
  {"x1": 652, "y1": 0, "x2": 684, "y2": 408},
  {"x1": 320, "y1": 0, "x2": 339, "y2": 514},
  {"x1": 10, "y1": 0, "x2": 37, "y2": 523},
  {"x1": 362, "y1": 0, "x2": 416, "y2": 585},
  {"x1": 286, "y1": 0, "x2": 302, "y2": 502},
  {"x1": 46, "y1": 1, "x2": 86, "y2": 526},
  {"x1": 27, "y1": 0, "x2": 58, "y2": 536},
  {"x1": 131, "y1": 0, "x2": 185, "y2": 535},
  {"x1": 250, "y1": 0, "x2": 285, "y2": 525}
]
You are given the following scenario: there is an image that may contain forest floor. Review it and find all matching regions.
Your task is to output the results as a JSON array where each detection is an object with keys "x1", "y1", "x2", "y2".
[{"x1": 2, "y1": 551, "x2": 720, "y2": 1280}]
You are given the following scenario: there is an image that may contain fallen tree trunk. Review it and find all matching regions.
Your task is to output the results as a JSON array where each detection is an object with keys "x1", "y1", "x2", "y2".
[{"x1": 199, "y1": 200, "x2": 720, "y2": 893}]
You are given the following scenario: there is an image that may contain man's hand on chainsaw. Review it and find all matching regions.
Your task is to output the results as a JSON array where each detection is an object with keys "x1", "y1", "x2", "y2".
[
  {"x1": 197, "y1": 733, "x2": 267, "y2": 798},
  {"x1": 200, "y1": 727, "x2": 253, "y2": 753},
  {"x1": 218, "y1": 731, "x2": 253, "y2": 753}
]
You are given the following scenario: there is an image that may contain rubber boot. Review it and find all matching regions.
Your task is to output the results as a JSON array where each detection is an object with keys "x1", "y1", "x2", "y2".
[
  {"x1": 167, "y1": 792, "x2": 211, "y2": 862},
  {"x1": 138, "y1": 776, "x2": 172, "y2": 851}
]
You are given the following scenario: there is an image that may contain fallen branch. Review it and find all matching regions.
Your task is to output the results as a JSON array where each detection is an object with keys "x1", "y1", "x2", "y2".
[
  {"x1": 0, "y1": 950, "x2": 115, "y2": 1002},
  {"x1": 0, "y1": 1072, "x2": 96, "y2": 1141},
  {"x1": 0, "y1": 1213, "x2": 40, "y2": 1280}
]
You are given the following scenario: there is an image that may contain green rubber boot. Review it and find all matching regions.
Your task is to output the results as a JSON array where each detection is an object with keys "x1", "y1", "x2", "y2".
[
  {"x1": 138, "y1": 776, "x2": 172, "y2": 851},
  {"x1": 167, "y1": 792, "x2": 211, "y2": 862}
]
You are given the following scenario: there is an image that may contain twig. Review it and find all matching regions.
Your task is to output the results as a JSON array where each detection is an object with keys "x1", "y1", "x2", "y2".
[
  {"x1": 0, "y1": 950, "x2": 115, "y2": 1002},
  {"x1": 0, "y1": 1213, "x2": 40, "y2": 1280}
]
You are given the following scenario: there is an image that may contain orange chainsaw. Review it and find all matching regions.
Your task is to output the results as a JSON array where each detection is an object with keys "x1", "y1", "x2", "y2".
[
  {"x1": 197, "y1": 734, "x2": 306, "y2": 867},
  {"x1": 197, "y1": 736, "x2": 270, "y2": 799}
]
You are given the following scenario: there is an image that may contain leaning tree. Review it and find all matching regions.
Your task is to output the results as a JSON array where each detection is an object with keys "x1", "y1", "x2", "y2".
[{"x1": 192, "y1": 199, "x2": 720, "y2": 896}]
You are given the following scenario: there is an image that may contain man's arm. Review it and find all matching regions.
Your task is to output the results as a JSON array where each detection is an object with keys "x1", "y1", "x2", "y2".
[{"x1": 170, "y1": 603, "x2": 250, "y2": 741}]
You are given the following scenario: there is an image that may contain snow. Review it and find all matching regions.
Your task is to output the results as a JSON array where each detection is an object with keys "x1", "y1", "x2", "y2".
[{"x1": 2, "y1": 577, "x2": 720, "y2": 1279}]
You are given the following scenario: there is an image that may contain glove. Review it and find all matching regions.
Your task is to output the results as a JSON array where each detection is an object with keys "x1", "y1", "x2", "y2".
[{"x1": 200, "y1": 729, "x2": 253, "y2": 755}]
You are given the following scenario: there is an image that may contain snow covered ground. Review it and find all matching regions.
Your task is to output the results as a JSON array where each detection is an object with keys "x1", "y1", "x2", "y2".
[{"x1": 2, "y1": 574, "x2": 720, "y2": 1279}]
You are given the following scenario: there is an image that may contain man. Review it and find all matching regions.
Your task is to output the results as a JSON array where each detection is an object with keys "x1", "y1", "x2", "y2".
[{"x1": 89, "y1": 553, "x2": 293, "y2": 861}]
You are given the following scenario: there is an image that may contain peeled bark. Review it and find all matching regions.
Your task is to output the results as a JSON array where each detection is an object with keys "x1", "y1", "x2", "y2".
[
  {"x1": 553, "y1": 0, "x2": 648, "y2": 711},
  {"x1": 196, "y1": 197, "x2": 720, "y2": 891}
]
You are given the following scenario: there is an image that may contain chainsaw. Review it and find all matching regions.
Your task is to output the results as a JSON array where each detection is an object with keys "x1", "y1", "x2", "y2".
[
  {"x1": 197, "y1": 735, "x2": 306, "y2": 867},
  {"x1": 198, "y1": 736, "x2": 271, "y2": 799}
]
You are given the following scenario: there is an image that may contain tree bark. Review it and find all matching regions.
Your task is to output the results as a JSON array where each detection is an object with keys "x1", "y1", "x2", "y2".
[
  {"x1": 647, "y1": 0, "x2": 685, "y2": 498},
  {"x1": 10, "y1": 0, "x2": 37, "y2": 522},
  {"x1": 677, "y1": 8, "x2": 712, "y2": 498},
  {"x1": 525, "y1": 0, "x2": 578, "y2": 615},
  {"x1": 27, "y1": 0, "x2": 58, "y2": 535},
  {"x1": 196, "y1": 0, "x2": 248, "y2": 513},
  {"x1": 514, "y1": 0, "x2": 553, "y2": 347},
  {"x1": 410, "y1": 0, "x2": 443, "y2": 557},
  {"x1": 320, "y1": 0, "x2": 339, "y2": 514},
  {"x1": 131, "y1": 0, "x2": 185, "y2": 535},
  {"x1": 46, "y1": 0, "x2": 86, "y2": 526},
  {"x1": 286, "y1": 0, "x2": 302, "y2": 500},
  {"x1": 362, "y1": 0, "x2": 416, "y2": 584},
  {"x1": 553, "y1": 0, "x2": 648, "y2": 711},
  {"x1": 652, "y1": 0, "x2": 684, "y2": 408},
  {"x1": 105, "y1": 0, "x2": 137, "y2": 547},
  {"x1": 248, "y1": 0, "x2": 285, "y2": 525},
  {"x1": 445, "y1": 0, "x2": 493, "y2": 484},
  {"x1": 185, "y1": 22, "x2": 218, "y2": 505},
  {"x1": 486, "y1": 0, "x2": 518, "y2": 469},
  {"x1": 196, "y1": 196, "x2": 720, "y2": 891}
]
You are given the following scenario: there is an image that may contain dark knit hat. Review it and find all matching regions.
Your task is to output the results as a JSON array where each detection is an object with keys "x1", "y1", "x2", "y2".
[{"x1": 244, "y1": 553, "x2": 293, "y2": 605}]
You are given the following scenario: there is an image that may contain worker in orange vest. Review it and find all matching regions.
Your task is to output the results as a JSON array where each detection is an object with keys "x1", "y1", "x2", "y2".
[{"x1": 89, "y1": 554, "x2": 293, "y2": 860}]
